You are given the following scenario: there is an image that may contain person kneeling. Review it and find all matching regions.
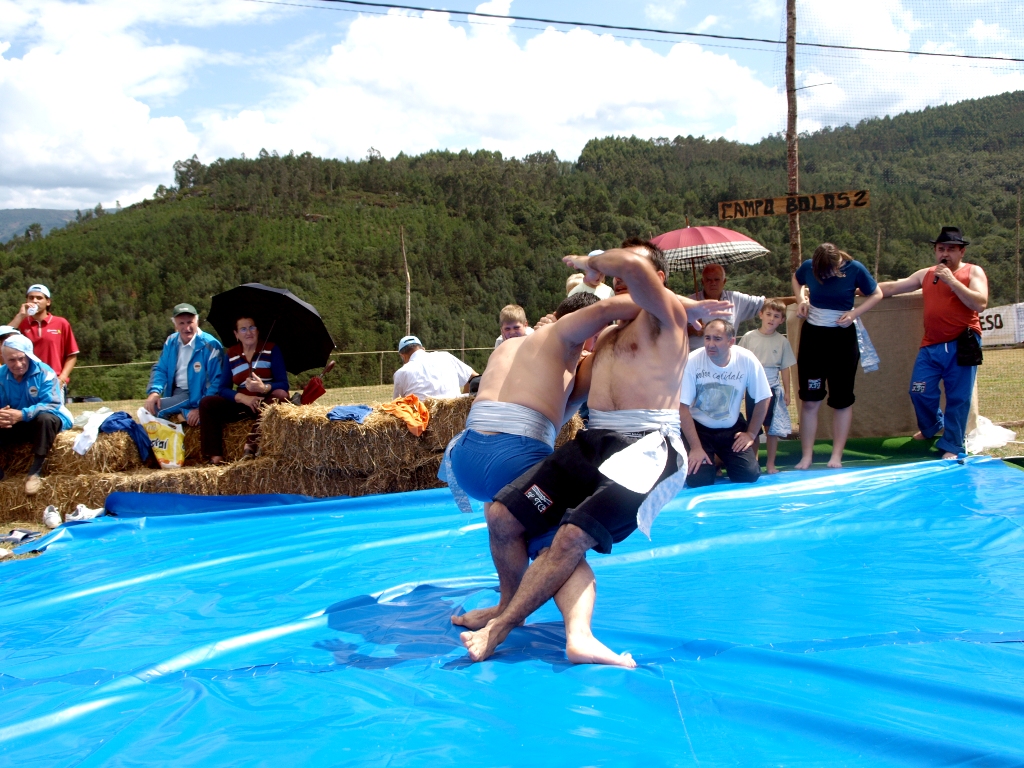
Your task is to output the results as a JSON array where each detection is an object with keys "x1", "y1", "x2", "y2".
[
  {"x1": 0, "y1": 335, "x2": 74, "y2": 495},
  {"x1": 199, "y1": 316, "x2": 289, "y2": 464},
  {"x1": 679, "y1": 319, "x2": 771, "y2": 486}
]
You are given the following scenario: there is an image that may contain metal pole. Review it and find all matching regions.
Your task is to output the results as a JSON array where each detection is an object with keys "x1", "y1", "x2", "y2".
[
  {"x1": 786, "y1": 0, "x2": 802, "y2": 272},
  {"x1": 401, "y1": 225, "x2": 411, "y2": 336}
]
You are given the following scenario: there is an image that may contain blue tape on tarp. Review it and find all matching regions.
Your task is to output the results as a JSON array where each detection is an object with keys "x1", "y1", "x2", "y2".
[{"x1": 2, "y1": 458, "x2": 1024, "y2": 765}]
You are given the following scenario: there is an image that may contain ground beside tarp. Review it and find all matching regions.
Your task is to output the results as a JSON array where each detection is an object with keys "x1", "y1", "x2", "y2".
[{"x1": 2, "y1": 459, "x2": 1024, "y2": 765}]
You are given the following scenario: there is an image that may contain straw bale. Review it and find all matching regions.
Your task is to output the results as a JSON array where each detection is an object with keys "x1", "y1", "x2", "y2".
[
  {"x1": 182, "y1": 420, "x2": 253, "y2": 464},
  {"x1": 0, "y1": 430, "x2": 144, "y2": 477}
]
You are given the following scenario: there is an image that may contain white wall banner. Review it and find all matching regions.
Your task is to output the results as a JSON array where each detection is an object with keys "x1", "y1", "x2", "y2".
[{"x1": 980, "y1": 303, "x2": 1024, "y2": 346}]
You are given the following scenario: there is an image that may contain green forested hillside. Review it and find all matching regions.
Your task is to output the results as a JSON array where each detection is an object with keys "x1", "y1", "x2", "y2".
[{"x1": 3, "y1": 91, "x2": 1022, "y2": 398}]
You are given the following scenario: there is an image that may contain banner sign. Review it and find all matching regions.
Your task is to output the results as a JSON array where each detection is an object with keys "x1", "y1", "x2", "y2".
[
  {"x1": 718, "y1": 190, "x2": 870, "y2": 220},
  {"x1": 980, "y1": 303, "x2": 1024, "y2": 346}
]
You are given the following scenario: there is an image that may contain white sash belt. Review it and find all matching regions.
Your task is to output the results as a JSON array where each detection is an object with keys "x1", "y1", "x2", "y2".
[{"x1": 588, "y1": 408, "x2": 688, "y2": 538}]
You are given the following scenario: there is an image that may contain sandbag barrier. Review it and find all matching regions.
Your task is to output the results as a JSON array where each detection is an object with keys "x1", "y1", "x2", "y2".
[{"x1": 0, "y1": 398, "x2": 584, "y2": 524}]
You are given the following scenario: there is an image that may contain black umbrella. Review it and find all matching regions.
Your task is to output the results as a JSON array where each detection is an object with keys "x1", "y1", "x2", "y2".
[{"x1": 207, "y1": 283, "x2": 335, "y2": 374}]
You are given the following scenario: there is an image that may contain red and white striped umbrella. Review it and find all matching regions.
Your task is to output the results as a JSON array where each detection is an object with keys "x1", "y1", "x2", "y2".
[{"x1": 651, "y1": 226, "x2": 770, "y2": 272}]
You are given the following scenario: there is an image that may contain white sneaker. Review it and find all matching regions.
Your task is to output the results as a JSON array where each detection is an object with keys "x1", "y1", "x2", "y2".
[
  {"x1": 0, "y1": 548, "x2": 11, "y2": 559},
  {"x1": 66, "y1": 504, "x2": 104, "y2": 522},
  {"x1": 43, "y1": 505, "x2": 62, "y2": 529}
]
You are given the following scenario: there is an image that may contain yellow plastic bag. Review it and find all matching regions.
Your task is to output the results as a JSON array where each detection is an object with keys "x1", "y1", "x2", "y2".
[{"x1": 137, "y1": 407, "x2": 185, "y2": 469}]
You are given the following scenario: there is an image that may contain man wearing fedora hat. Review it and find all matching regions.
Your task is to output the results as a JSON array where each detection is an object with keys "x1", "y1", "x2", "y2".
[{"x1": 880, "y1": 226, "x2": 989, "y2": 458}]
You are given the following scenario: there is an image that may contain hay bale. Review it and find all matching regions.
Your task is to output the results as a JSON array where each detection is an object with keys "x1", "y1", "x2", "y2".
[
  {"x1": 0, "y1": 430, "x2": 144, "y2": 477},
  {"x1": 182, "y1": 420, "x2": 253, "y2": 464}
]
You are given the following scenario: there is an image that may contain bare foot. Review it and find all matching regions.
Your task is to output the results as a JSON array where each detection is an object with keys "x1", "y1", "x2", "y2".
[
  {"x1": 566, "y1": 634, "x2": 637, "y2": 668},
  {"x1": 912, "y1": 431, "x2": 926, "y2": 440},
  {"x1": 794, "y1": 457, "x2": 813, "y2": 470},
  {"x1": 766, "y1": 465, "x2": 780, "y2": 474},
  {"x1": 461, "y1": 619, "x2": 511, "y2": 662},
  {"x1": 941, "y1": 451, "x2": 958, "y2": 460},
  {"x1": 452, "y1": 604, "x2": 503, "y2": 630},
  {"x1": 826, "y1": 457, "x2": 843, "y2": 469}
]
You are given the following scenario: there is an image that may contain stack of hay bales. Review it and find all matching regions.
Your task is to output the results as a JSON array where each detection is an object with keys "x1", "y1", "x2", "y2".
[{"x1": 0, "y1": 399, "x2": 584, "y2": 525}]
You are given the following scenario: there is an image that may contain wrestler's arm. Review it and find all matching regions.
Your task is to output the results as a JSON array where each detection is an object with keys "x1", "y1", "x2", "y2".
[
  {"x1": 552, "y1": 295, "x2": 640, "y2": 345},
  {"x1": 564, "y1": 349, "x2": 596, "y2": 417},
  {"x1": 570, "y1": 249, "x2": 686, "y2": 329}
]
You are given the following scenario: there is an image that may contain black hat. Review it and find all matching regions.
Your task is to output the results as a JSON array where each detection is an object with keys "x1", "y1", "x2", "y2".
[{"x1": 930, "y1": 226, "x2": 969, "y2": 246}]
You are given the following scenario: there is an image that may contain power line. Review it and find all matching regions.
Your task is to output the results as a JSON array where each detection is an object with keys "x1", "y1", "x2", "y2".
[{"x1": 303, "y1": 0, "x2": 1024, "y2": 63}]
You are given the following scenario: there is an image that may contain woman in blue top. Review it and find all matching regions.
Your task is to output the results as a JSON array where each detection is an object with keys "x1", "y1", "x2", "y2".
[
  {"x1": 791, "y1": 243, "x2": 883, "y2": 470},
  {"x1": 198, "y1": 316, "x2": 289, "y2": 464}
]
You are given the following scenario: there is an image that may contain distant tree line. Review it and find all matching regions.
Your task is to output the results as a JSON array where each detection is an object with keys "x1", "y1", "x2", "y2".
[{"x1": 2, "y1": 90, "x2": 1021, "y2": 398}]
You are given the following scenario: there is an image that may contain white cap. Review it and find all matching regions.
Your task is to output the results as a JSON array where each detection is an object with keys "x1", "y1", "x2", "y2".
[{"x1": 27, "y1": 284, "x2": 50, "y2": 298}]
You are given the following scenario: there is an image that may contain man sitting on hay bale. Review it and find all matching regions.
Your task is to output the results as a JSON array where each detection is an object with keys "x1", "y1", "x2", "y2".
[
  {"x1": 459, "y1": 240, "x2": 695, "y2": 665},
  {"x1": 144, "y1": 303, "x2": 224, "y2": 427},
  {"x1": 0, "y1": 334, "x2": 74, "y2": 495}
]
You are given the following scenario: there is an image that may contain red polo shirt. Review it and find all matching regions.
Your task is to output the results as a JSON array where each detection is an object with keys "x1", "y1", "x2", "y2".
[{"x1": 18, "y1": 314, "x2": 79, "y2": 377}]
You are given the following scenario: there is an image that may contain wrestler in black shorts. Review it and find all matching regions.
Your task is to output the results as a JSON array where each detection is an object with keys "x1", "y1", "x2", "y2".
[
  {"x1": 494, "y1": 429, "x2": 679, "y2": 556},
  {"x1": 797, "y1": 322, "x2": 859, "y2": 410}
]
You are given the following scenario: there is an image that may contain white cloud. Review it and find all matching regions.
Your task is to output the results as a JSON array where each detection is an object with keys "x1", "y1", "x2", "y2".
[
  {"x1": 694, "y1": 15, "x2": 719, "y2": 33},
  {"x1": 967, "y1": 19, "x2": 1005, "y2": 44},
  {"x1": 644, "y1": 1, "x2": 687, "y2": 24},
  {"x1": 794, "y1": 0, "x2": 1024, "y2": 131},
  {"x1": 197, "y1": 10, "x2": 784, "y2": 167}
]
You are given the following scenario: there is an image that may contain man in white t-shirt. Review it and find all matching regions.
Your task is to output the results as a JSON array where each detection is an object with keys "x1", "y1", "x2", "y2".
[
  {"x1": 392, "y1": 335, "x2": 478, "y2": 400},
  {"x1": 679, "y1": 318, "x2": 771, "y2": 487},
  {"x1": 687, "y1": 264, "x2": 765, "y2": 334}
]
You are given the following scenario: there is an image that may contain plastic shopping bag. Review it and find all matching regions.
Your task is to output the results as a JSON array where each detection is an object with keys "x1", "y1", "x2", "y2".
[{"x1": 137, "y1": 407, "x2": 185, "y2": 469}]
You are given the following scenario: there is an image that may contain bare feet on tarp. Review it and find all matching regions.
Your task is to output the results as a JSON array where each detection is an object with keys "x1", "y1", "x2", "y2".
[
  {"x1": 451, "y1": 605, "x2": 503, "y2": 630},
  {"x1": 461, "y1": 619, "x2": 511, "y2": 662},
  {"x1": 827, "y1": 456, "x2": 843, "y2": 469},
  {"x1": 942, "y1": 451, "x2": 958, "y2": 460},
  {"x1": 766, "y1": 465, "x2": 779, "y2": 475},
  {"x1": 794, "y1": 457, "x2": 813, "y2": 470},
  {"x1": 566, "y1": 634, "x2": 636, "y2": 668}
]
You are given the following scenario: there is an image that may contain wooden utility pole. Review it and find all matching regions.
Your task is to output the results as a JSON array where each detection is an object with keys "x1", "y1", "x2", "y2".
[
  {"x1": 874, "y1": 229, "x2": 882, "y2": 279},
  {"x1": 461, "y1": 320, "x2": 466, "y2": 362},
  {"x1": 1016, "y1": 188, "x2": 1021, "y2": 305},
  {"x1": 786, "y1": 0, "x2": 801, "y2": 272},
  {"x1": 400, "y1": 226, "x2": 411, "y2": 336}
]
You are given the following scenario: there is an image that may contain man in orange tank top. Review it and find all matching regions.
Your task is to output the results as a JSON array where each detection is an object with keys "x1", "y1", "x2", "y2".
[{"x1": 879, "y1": 227, "x2": 989, "y2": 458}]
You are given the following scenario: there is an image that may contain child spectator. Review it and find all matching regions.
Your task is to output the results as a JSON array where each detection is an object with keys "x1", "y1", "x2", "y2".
[
  {"x1": 738, "y1": 299, "x2": 796, "y2": 473},
  {"x1": 566, "y1": 273, "x2": 586, "y2": 295},
  {"x1": 494, "y1": 304, "x2": 534, "y2": 347}
]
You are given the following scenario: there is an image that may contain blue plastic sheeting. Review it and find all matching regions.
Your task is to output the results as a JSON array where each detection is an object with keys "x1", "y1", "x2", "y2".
[
  {"x1": 104, "y1": 492, "x2": 321, "y2": 517},
  {"x1": 3, "y1": 458, "x2": 1024, "y2": 766}
]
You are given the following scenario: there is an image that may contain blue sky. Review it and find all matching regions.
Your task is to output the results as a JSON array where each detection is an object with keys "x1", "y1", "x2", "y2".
[{"x1": 0, "y1": 0, "x2": 1021, "y2": 208}]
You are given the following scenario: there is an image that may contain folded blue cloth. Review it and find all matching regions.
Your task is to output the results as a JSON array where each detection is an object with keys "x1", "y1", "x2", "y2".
[
  {"x1": 327, "y1": 405, "x2": 373, "y2": 424},
  {"x1": 99, "y1": 411, "x2": 152, "y2": 463}
]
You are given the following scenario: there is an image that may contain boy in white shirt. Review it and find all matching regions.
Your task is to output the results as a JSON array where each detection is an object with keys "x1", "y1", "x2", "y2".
[
  {"x1": 738, "y1": 299, "x2": 796, "y2": 473},
  {"x1": 679, "y1": 319, "x2": 772, "y2": 487}
]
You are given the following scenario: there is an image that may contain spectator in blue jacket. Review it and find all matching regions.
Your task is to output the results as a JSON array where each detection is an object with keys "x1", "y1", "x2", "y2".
[
  {"x1": 143, "y1": 303, "x2": 224, "y2": 426},
  {"x1": 198, "y1": 315, "x2": 289, "y2": 464},
  {"x1": 0, "y1": 334, "x2": 74, "y2": 495}
]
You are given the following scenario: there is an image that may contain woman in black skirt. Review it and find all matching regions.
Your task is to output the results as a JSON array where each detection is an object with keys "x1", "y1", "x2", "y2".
[{"x1": 792, "y1": 243, "x2": 883, "y2": 469}]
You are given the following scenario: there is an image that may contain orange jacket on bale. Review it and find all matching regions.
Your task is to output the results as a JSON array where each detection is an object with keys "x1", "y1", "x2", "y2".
[{"x1": 381, "y1": 394, "x2": 430, "y2": 436}]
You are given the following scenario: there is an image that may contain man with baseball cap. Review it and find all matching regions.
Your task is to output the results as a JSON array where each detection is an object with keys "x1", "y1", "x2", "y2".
[
  {"x1": 880, "y1": 226, "x2": 989, "y2": 458},
  {"x1": 392, "y1": 335, "x2": 477, "y2": 400},
  {"x1": 9, "y1": 284, "x2": 79, "y2": 389},
  {"x1": 144, "y1": 303, "x2": 224, "y2": 426},
  {"x1": 0, "y1": 334, "x2": 74, "y2": 495}
]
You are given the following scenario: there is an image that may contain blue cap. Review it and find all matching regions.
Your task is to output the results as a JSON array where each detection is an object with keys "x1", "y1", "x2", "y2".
[
  {"x1": 27, "y1": 284, "x2": 50, "y2": 298},
  {"x1": 398, "y1": 335, "x2": 422, "y2": 352}
]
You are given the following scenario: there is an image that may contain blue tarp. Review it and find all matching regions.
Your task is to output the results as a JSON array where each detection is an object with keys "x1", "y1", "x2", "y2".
[{"x1": 2, "y1": 458, "x2": 1024, "y2": 765}]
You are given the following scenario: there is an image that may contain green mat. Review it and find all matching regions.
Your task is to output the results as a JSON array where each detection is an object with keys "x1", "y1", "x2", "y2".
[{"x1": 761, "y1": 436, "x2": 943, "y2": 470}]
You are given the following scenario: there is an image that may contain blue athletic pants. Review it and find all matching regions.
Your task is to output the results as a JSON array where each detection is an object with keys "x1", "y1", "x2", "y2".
[{"x1": 909, "y1": 338, "x2": 977, "y2": 456}]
